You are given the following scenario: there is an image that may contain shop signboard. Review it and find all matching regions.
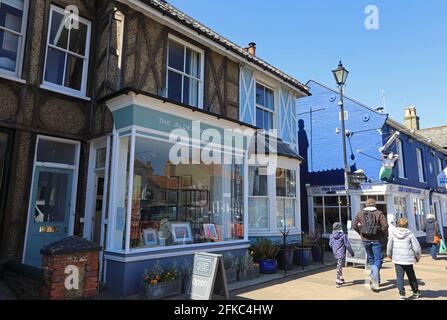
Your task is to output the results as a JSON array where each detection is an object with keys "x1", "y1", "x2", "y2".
[
  {"x1": 438, "y1": 168, "x2": 447, "y2": 188},
  {"x1": 345, "y1": 229, "x2": 368, "y2": 269},
  {"x1": 190, "y1": 252, "x2": 229, "y2": 300}
]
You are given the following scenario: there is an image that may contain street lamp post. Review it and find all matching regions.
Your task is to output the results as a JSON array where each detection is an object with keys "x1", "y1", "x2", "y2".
[{"x1": 332, "y1": 61, "x2": 352, "y2": 227}]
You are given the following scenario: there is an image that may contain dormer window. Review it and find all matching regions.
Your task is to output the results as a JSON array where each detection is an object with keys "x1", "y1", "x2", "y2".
[{"x1": 166, "y1": 35, "x2": 204, "y2": 108}]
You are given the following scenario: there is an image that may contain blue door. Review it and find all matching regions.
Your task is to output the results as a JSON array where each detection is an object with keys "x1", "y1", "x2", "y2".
[{"x1": 24, "y1": 166, "x2": 73, "y2": 267}]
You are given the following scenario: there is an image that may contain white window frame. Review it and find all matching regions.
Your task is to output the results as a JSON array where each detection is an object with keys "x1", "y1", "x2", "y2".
[
  {"x1": 275, "y1": 168, "x2": 298, "y2": 230},
  {"x1": 412, "y1": 197, "x2": 426, "y2": 233},
  {"x1": 166, "y1": 34, "x2": 204, "y2": 109},
  {"x1": 22, "y1": 135, "x2": 81, "y2": 263},
  {"x1": 41, "y1": 4, "x2": 91, "y2": 100},
  {"x1": 255, "y1": 82, "x2": 275, "y2": 130},
  {"x1": 0, "y1": 0, "x2": 29, "y2": 82},
  {"x1": 396, "y1": 138, "x2": 406, "y2": 178},
  {"x1": 248, "y1": 166, "x2": 270, "y2": 231},
  {"x1": 416, "y1": 147, "x2": 425, "y2": 183},
  {"x1": 313, "y1": 195, "x2": 349, "y2": 237}
]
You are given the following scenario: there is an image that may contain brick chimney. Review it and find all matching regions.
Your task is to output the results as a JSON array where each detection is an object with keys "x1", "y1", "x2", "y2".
[
  {"x1": 247, "y1": 42, "x2": 256, "y2": 56},
  {"x1": 404, "y1": 106, "x2": 420, "y2": 130}
]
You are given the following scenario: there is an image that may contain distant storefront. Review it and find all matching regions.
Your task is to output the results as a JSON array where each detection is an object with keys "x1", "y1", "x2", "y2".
[{"x1": 307, "y1": 183, "x2": 437, "y2": 239}]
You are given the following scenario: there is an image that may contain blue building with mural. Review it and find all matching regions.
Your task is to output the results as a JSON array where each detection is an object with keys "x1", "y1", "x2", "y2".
[{"x1": 297, "y1": 80, "x2": 447, "y2": 241}]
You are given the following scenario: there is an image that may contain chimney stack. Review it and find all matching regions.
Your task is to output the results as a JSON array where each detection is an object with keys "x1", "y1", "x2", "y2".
[
  {"x1": 248, "y1": 42, "x2": 256, "y2": 56},
  {"x1": 404, "y1": 106, "x2": 420, "y2": 130}
]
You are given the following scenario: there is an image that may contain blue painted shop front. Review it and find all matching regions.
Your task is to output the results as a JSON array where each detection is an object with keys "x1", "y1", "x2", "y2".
[{"x1": 297, "y1": 81, "x2": 447, "y2": 240}]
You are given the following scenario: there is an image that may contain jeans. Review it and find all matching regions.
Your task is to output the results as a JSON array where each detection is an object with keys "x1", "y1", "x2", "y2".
[
  {"x1": 363, "y1": 241, "x2": 384, "y2": 284},
  {"x1": 394, "y1": 264, "x2": 419, "y2": 295},
  {"x1": 430, "y1": 244, "x2": 439, "y2": 260}
]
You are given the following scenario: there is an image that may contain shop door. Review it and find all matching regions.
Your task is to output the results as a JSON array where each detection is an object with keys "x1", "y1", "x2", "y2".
[{"x1": 24, "y1": 167, "x2": 73, "y2": 267}]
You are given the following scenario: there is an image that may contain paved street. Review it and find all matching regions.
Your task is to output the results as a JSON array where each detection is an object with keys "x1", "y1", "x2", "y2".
[{"x1": 232, "y1": 253, "x2": 447, "y2": 300}]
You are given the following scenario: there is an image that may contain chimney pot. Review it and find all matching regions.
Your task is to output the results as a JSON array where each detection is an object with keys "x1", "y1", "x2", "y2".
[{"x1": 248, "y1": 42, "x2": 256, "y2": 56}]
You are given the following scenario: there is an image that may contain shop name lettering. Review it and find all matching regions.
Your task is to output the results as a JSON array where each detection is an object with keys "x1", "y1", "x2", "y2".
[
  {"x1": 398, "y1": 187, "x2": 422, "y2": 194},
  {"x1": 159, "y1": 117, "x2": 191, "y2": 131}
]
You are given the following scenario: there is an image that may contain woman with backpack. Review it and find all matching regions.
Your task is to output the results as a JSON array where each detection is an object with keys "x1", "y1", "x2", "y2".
[{"x1": 423, "y1": 213, "x2": 441, "y2": 260}]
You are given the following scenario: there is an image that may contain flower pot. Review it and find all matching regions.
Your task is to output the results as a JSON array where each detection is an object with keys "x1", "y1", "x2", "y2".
[
  {"x1": 225, "y1": 267, "x2": 238, "y2": 284},
  {"x1": 294, "y1": 247, "x2": 311, "y2": 267},
  {"x1": 238, "y1": 264, "x2": 260, "y2": 281},
  {"x1": 142, "y1": 279, "x2": 182, "y2": 300},
  {"x1": 259, "y1": 259, "x2": 277, "y2": 274},
  {"x1": 311, "y1": 246, "x2": 323, "y2": 263},
  {"x1": 277, "y1": 248, "x2": 294, "y2": 270}
]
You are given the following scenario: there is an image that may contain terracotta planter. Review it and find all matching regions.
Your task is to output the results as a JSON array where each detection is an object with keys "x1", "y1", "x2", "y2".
[{"x1": 142, "y1": 279, "x2": 182, "y2": 300}]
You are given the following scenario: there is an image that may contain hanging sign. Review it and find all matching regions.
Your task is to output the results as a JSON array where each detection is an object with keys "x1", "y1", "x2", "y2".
[
  {"x1": 438, "y1": 168, "x2": 447, "y2": 187},
  {"x1": 190, "y1": 253, "x2": 229, "y2": 300}
]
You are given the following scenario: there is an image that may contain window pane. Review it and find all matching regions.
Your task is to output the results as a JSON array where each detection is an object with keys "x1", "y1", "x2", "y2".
[
  {"x1": 276, "y1": 168, "x2": 286, "y2": 197},
  {"x1": 64, "y1": 54, "x2": 84, "y2": 91},
  {"x1": 185, "y1": 47, "x2": 200, "y2": 78},
  {"x1": 95, "y1": 147, "x2": 106, "y2": 169},
  {"x1": 37, "y1": 140, "x2": 76, "y2": 165},
  {"x1": 314, "y1": 207, "x2": 324, "y2": 233},
  {"x1": 256, "y1": 83, "x2": 264, "y2": 106},
  {"x1": 49, "y1": 11, "x2": 69, "y2": 49},
  {"x1": 0, "y1": 29, "x2": 19, "y2": 72},
  {"x1": 0, "y1": 1, "x2": 23, "y2": 33},
  {"x1": 249, "y1": 197, "x2": 268, "y2": 229},
  {"x1": 69, "y1": 21, "x2": 87, "y2": 56},
  {"x1": 265, "y1": 87, "x2": 274, "y2": 110},
  {"x1": 44, "y1": 47, "x2": 66, "y2": 85},
  {"x1": 128, "y1": 137, "x2": 244, "y2": 250},
  {"x1": 325, "y1": 208, "x2": 340, "y2": 233},
  {"x1": 324, "y1": 196, "x2": 339, "y2": 207},
  {"x1": 256, "y1": 108, "x2": 263, "y2": 129},
  {"x1": 167, "y1": 70, "x2": 182, "y2": 103},
  {"x1": 276, "y1": 198, "x2": 295, "y2": 228},
  {"x1": 183, "y1": 77, "x2": 199, "y2": 107},
  {"x1": 249, "y1": 167, "x2": 267, "y2": 196},
  {"x1": 314, "y1": 196, "x2": 323, "y2": 206},
  {"x1": 168, "y1": 40, "x2": 184, "y2": 72},
  {"x1": 34, "y1": 171, "x2": 69, "y2": 223},
  {"x1": 287, "y1": 170, "x2": 296, "y2": 197}
]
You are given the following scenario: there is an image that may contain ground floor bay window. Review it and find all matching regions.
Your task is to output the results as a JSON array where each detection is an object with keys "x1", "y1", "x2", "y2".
[
  {"x1": 109, "y1": 132, "x2": 245, "y2": 253},
  {"x1": 248, "y1": 159, "x2": 300, "y2": 237}
]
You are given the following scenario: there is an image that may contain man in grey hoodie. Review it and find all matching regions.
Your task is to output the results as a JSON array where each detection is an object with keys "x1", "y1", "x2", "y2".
[{"x1": 387, "y1": 218, "x2": 422, "y2": 300}]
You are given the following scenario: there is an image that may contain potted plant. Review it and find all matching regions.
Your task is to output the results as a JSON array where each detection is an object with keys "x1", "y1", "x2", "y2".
[
  {"x1": 237, "y1": 252, "x2": 260, "y2": 281},
  {"x1": 141, "y1": 261, "x2": 182, "y2": 299},
  {"x1": 309, "y1": 231, "x2": 324, "y2": 263},
  {"x1": 277, "y1": 226, "x2": 294, "y2": 272},
  {"x1": 294, "y1": 233, "x2": 312, "y2": 267},
  {"x1": 250, "y1": 238, "x2": 280, "y2": 274},
  {"x1": 223, "y1": 253, "x2": 238, "y2": 284}
]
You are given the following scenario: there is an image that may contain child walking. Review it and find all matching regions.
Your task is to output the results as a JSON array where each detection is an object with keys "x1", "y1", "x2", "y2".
[
  {"x1": 387, "y1": 218, "x2": 422, "y2": 300},
  {"x1": 329, "y1": 222, "x2": 354, "y2": 288}
]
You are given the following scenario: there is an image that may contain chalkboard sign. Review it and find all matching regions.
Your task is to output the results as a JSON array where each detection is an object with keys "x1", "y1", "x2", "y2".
[
  {"x1": 345, "y1": 230, "x2": 368, "y2": 269},
  {"x1": 190, "y1": 253, "x2": 229, "y2": 300}
]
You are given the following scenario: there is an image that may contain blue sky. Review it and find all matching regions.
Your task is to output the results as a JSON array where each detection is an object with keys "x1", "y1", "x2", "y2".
[{"x1": 168, "y1": 0, "x2": 447, "y2": 128}]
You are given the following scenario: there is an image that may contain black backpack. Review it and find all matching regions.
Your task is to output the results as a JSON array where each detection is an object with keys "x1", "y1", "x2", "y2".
[{"x1": 361, "y1": 210, "x2": 380, "y2": 237}]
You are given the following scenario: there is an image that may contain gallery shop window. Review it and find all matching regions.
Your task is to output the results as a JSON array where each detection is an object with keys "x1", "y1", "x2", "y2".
[
  {"x1": 360, "y1": 195, "x2": 387, "y2": 213},
  {"x1": 416, "y1": 148, "x2": 425, "y2": 183},
  {"x1": 413, "y1": 198, "x2": 426, "y2": 232},
  {"x1": 0, "y1": 0, "x2": 28, "y2": 77},
  {"x1": 255, "y1": 83, "x2": 274, "y2": 130},
  {"x1": 42, "y1": 5, "x2": 91, "y2": 96},
  {"x1": 396, "y1": 138, "x2": 406, "y2": 178},
  {"x1": 112, "y1": 136, "x2": 244, "y2": 251},
  {"x1": 166, "y1": 35, "x2": 204, "y2": 108},
  {"x1": 248, "y1": 166, "x2": 268, "y2": 230},
  {"x1": 314, "y1": 196, "x2": 348, "y2": 235},
  {"x1": 393, "y1": 196, "x2": 407, "y2": 224},
  {"x1": 275, "y1": 168, "x2": 296, "y2": 229}
]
